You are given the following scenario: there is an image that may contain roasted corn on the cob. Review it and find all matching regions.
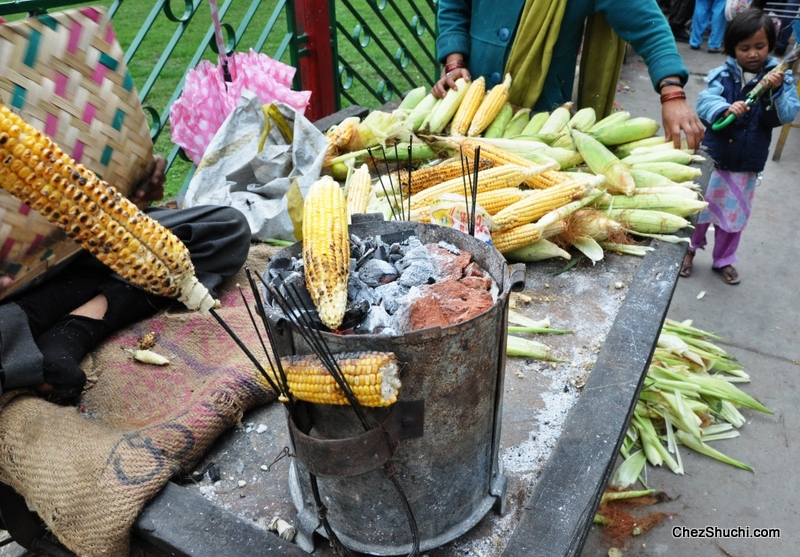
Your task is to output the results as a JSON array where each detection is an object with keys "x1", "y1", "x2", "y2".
[
  {"x1": 302, "y1": 176, "x2": 350, "y2": 330},
  {"x1": 0, "y1": 102, "x2": 214, "y2": 311},
  {"x1": 268, "y1": 351, "x2": 401, "y2": 407}
]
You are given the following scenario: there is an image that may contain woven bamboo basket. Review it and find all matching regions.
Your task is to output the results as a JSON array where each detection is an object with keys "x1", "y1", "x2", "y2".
[{"x1": 0, "y1": 6, "x2": 153, "y2": 299}]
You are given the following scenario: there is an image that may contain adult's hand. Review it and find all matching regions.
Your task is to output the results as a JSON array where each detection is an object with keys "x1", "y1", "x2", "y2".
[
  {"x1": 432, "y1": 67, "x2": 471, "y2": 98},
  {"x1": 129, "y1": 155, "x2": 167, "y2": 210},
  {"x1": 0, "y1": 275, "x2": 12, "y2": 297},
  {"x1": 662, "y1": 98, "x2": 705, "y2": 150}
]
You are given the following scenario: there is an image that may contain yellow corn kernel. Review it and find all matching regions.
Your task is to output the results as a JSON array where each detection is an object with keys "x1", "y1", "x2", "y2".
[
  {"x1": 468, "y1": 73, "x2": 512, "y2": 137},
  {"x1": 457, "y1": 138, "x2": 559, "y2": 187},
  {"x1": 491, "y1": 223, "x2": 542, "y2": 254},
  {"x1": 450, "y1": 76, "x2": 486, "y2": 136},
  {"x1": 490, "y1": 179, "x2": 587, "y2": 231},
  {"x1": 409, "y1": 164, "x2": 544, "y2": 211},
  {"x1": 302, "y1": 176, "x2": 350, "y2": 330},
  {"x1": 0, "y1": 101, "x2": 214, "y2": 311},
  {"x1": 267, "y1": 351, "x2": 401, "y2": 407},
  {"x1": 382, "y1": 157, "x2": 494, "y2": 198},
  {"x1": 474, "y1": 187, "x2": 531, "y2": 215},
  {"x1": 346, "y1": 164, "x2": 372, "y2": 221}
]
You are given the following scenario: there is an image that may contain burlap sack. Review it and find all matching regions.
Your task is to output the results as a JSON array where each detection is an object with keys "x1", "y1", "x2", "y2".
[{"x1": 0, "y1": 243, "x2": 281, "y2": 556}]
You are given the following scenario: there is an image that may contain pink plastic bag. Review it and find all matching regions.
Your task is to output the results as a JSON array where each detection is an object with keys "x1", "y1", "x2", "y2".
[{"x1": 170, "y1": 50, "x2": 311, "y2": 165}]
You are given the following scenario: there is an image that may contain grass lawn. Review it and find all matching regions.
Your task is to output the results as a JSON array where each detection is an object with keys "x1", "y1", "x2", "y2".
[{"x1": 3, "y1": 0, "x2": 438, "y2": 198}]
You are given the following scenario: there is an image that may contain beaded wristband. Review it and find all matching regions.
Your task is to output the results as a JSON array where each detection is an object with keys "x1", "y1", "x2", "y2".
[
  {"x1": 658, "y1": 79, "x2": 684, "y2": 92},
  {"x1": 660, "y1": 90, "x2": 687, "y2": 104}
]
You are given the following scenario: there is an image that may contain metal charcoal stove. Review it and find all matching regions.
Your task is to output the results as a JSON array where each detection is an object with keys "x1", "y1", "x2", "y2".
[{"x1": 263, "y1": 218, "x2": 524, "y2": 555}]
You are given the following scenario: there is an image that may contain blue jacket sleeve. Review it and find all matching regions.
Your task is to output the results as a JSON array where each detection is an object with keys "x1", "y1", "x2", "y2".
[
  {"x1": 696, "y1": 68, "x2": 731, "y2": 126},
  {"x1": 436, "y1": 0, "x2": 472, "y2": 64},
  {"x1": 596, "y1": 0, "x2": 689, "y2": 91},
  {"x1": 772, "y1": 71, "x2": 800, "y2": 125}
]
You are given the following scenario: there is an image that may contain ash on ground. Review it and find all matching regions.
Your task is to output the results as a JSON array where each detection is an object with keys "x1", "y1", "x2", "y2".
[{"x1": 264, "y1": 234, "x2": 498, "y2": 334}]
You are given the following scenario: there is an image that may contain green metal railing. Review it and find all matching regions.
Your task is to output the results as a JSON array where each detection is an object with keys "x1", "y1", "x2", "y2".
[{"x1": 0, "y1": 0, "x2": 438, "y2": 194}]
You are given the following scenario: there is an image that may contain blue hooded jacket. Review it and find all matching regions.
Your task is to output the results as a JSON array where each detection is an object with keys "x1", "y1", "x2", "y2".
[{"x1": 697, "y1": 56, "x2": 800, "y2": 172}]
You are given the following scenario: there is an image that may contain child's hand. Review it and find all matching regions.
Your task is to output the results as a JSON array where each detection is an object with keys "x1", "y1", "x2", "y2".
[
  {"x1": 764, "y1": 70, "x2": 785, "y2": 89},
  {"x1": 726, "y1": 101, "x2": 749, "y2": 117}
]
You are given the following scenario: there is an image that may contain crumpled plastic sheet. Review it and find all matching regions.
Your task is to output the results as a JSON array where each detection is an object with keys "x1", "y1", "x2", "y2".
[
  {"x1": 180, "y1": 91, "x2": 328, "y2": 242},
  {"x1": 170, "y1": 50, "x2": 312, "y2": 165}
]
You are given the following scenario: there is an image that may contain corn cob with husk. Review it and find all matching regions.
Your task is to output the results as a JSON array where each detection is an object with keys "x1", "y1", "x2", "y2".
[
  {"x1": 629, "y1": 161, "x2": 703, "y2": 183},
  {"x1": 590, "y1": 116, "x2": 660, "y2": 146},
  {"x1": 521, "y1": 111, "x2": 550, "y2": 135},
  {"x1": 429, "y1": 78, "x2": 471, "y2": 134},
  {"x1": 483, "y1": 102, "x2": 514, "y2": 138},
  {"x1": 502, "y1": 108, "x2": 531, "y2": 138},
  {"x1": 614, "y1": 135, "x2": 670, "y2": 158},
  {"x1": 621, "y1": 149, "x2": 704, "y2": 166},
  {"x1": 302, "y1": 176, "x2": 350, "y2": 330},
  {"x1": 568, "y1": 107, "x2": 597, "y2": 132},
  {"x1": 450, "y1": 76, "x2": 486, "y2": 136},
  {"x1": 503, "y1": 238, "x2": 571, "y2": 261},
  {"x1": 468, "y1": 73, "x2": 512, "y2": 136},
  {"x1": 571, "y1": 130, "x2": 636, "y2": 195},
  {"x1": 594, "y1": 193, "x2": 707, "y2": 218},
  {"x1": 346, "y1": 164, "x2": 372, "y2": 220},
  {"x1": 0, "y1": 102, "x2": 215, "y2": 311},
  {"x1": 604, "y1": 208, "x2": 691, "y2": 233},
  {"x1": 630, "y1": 168, "x2": 697, "y2": 189},
  {"x1": 408, "y1": 164, "x2": 548, "y2": 210},
  {"x1": 588, "y1": 110, "x2": 630, "y2": 133},
  {"x1": 265, "y1": 351, "x2": 401, "y2": 407}
]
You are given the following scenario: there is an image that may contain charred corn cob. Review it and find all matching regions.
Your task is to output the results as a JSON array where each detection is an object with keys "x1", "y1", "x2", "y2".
[
  {"x1": 271, "y1": 351, "x2": 402, "y2": 407},
  {"x1": 0, "y1": 102, "x2": 214, "y2": 311},
  {"x1": 346, "y1": 164, "x2": 372, "y2": 220},
  {"x1": 468, "y1": 73, "x2": 512, "y2": 136},
  {"x1": 302, "y1": 176, "x2": 350, "y2": 330},
  {"x1": 409, "y1": 164, "x2": 544, "y2": 210},
  {"x1": 490, "y1": 179, "x2": 589, "y2": 231},
  {"x1": 450, "y1": 76, "x2": 486, "y2": 136}
]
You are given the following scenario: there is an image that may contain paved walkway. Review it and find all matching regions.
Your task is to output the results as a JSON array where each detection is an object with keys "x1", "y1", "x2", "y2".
[{"x1": 580, "y1": 40, "x2": 800, "y2": 557}]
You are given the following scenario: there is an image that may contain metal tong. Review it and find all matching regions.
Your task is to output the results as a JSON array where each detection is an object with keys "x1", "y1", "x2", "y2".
[{"x1": 712, "y1": 43, "x2": 800, "y2": 130}]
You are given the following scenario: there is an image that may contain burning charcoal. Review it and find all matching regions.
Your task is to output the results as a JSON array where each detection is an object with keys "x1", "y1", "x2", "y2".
[
  {"x1": 374, "y1": 282, "x2": 409, "y2": 315},
  {"x1": 395, "y1": 244, "x2": 429, "y2": 272},
  {"x1": 397, "y1": 260, "x2": 436, "y2": 288},
  {"x1": 340, "y1": 298, "x2": 371, "y2": 331},
  {"x1": 373, "y1": 243, "x2": 389, "y2": 262},
  {"x1": 354, "y1": 305, "x2": 394, "y2": 334},
  {"x1": 267, "y1": 257, "x2": 293, "y2": 279},
  {"x1": 347, "y1": 274, "x2": 379, "y2": 306},
  {"x1": 359, "y1": 259, "x2": 399, "y2": 287},
  {"x1": 437, "y1": 240, "x2": 460, "y2": 255}
]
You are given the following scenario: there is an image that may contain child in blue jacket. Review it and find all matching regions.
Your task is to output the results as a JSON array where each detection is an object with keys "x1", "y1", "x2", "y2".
[{"x1": 681, "y1": 8, "x2": 800, "y2": 284}]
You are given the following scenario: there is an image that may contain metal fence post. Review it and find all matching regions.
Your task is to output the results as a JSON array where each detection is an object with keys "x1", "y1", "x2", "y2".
[{"x1": 292, "y1": 0, "x2": 338, "y2": 121}]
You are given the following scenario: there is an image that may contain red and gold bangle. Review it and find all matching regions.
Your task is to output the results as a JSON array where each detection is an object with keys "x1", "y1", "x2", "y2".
[
  {"x1": 444, "y1": 59, "x2": 465, "y2": 74},
  {"x1": 660, "y1": 90, "x2": 687, "y2": 104}
]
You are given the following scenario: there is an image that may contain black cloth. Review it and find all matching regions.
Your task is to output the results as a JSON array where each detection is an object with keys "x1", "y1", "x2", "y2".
[
  {"x1": 0, "y1": 205, "x2": 251, "y2": 398},
  {"x1": 669, "y1": 0, "x2": 696, "y2": 28}
]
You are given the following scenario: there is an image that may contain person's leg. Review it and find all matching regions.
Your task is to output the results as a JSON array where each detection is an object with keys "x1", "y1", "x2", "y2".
[
  {"x1": 690, "y1": 0, "x2": 712, "y2": 48},
  {"x1": 707, "y1": 0, "x2": 728, "y2": 51},
  {"x1": 710, "y1": 227, "x2": 742, "y2": 284},
  {"x1": 680, "y1": 222, "x2": 710, "y2": 277},
  {"x1": 670, "y1": 0, "x2": 696, "y2": 40}
]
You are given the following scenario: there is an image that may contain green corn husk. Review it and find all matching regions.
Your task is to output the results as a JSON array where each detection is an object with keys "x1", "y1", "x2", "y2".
[
  {"x1": 571, "y1": 130, "x2": 635, "y2": 195},
  {"x1": 589, "y1": 110, "x2": 630, "y2": 133},
  {"x1": 621, "y1": 150, "x2": 704, "y2": 166},
  {"x1": 590, "y1": 117, "x2": 661, "y2": 146},
  {"x1": 630, "y1": 161, "x2": 703, "y2": 183},
  {"x1": 598, "y1": 194, "x2": 707, "y2": 218},
  {"x1": 504, "y1": 238, "x2": 571, "y2": 262},
  {"x1": 483, "y1": 102, "x2": 514, "y2": 138},
  {"x1": 541, "y1": 146, "x2": 584, "y2": 169},
  {"x1": 614, "y1": 136, "x2": 669, "y2": 158},
  {"x1": 675, "y1": 430, "x2": 754, "y2": 472},
  {"x1": 539, "y1": 104, "x2": 573, "y2": 135},
  {"x1": 507, "y1": 311, "x2": 550, "y2": 329},
  {"x1": 568, "y1": 107, "x2": 597, "y2": 132},
  {"x1": 599, "y1": 242, "x2": 655, "y2": 257},
  {"x1": 396, "y1": 86, "x2": 428, "y2": 112},
  {"x1": 611, "y1": 449, "x2": 648, "y2": 488},
  {"x1": 327, "y1": 143, "x2": 436, "y2": 167},
  {"x1": 429, "y1": 78, "x2": 471, "y2": 133},
  {"x1": 502, "y1": 108, "x2": 532, "y2": 138},
  {"x1": 407, "y1": 92, "x2": 439, "y2": 131},
  {"x1": 521, "y1": 111, "x2": 551, "y2": 135},
  {"x1": 506, "y1": 334, "x2": 570, "y2": 362},
  {"x1": 605, "y1": 208, "x2": 690, "y2": 234}
]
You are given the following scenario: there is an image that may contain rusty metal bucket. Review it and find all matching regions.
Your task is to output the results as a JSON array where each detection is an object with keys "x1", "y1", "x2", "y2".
[{"x1": 264, "y1": 219, "x2": 523, "y2": 555}]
